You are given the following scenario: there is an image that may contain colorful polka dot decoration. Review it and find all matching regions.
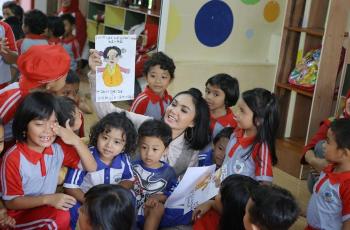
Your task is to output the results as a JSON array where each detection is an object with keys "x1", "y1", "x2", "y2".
[
  {"x1": 264, "y1": 1, "x2": 280, "y2": 22},
  {"x1": 194, "y1": 1, "x2": 234, "y2": 47},
  {"x1": 241, "y1": 0, "x2": 260, "y2": 5},
  {"x1": 245, "y1": 29, "x2": 255, "y2": 39}
]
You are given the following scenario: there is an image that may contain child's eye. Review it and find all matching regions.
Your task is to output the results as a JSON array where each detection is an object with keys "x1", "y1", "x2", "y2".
[
  {"x1": 102, "y1": 136, "x2": 108, "y2": 140},
  {"x1": 153, "y1": 148, "x2": 158, "y2": 152},
  {"x1": 214, "y1": 93, "x2": 219, "y2": 97},
  {"x1": 181, "y1": 109, "x2": 188, "y2": 113}
]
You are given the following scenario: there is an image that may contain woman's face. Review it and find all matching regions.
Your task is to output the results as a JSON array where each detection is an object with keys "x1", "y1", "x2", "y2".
[{"x1": 164, "y1": 94, "x2": 196, "y2": 135}]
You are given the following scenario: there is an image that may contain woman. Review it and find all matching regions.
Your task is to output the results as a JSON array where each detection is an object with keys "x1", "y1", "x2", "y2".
[{"x1": 88, "y1": 50, "x2": 210, "y2": 177}]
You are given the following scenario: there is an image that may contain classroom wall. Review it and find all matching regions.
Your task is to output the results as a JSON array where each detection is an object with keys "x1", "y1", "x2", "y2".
[{"x1": 164, "y1": 0, "x2": 286, "y2": 94}]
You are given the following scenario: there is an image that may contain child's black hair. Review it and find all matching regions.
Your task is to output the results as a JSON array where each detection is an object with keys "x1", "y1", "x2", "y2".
[
  {"x1": 242, "y1": 88, "x2": 279, "y2": 165},
  {"x1": 330, "y1": 118, "x2": 350, "y2": 150},
  {"x1": 248, "y1": 185, "x2": 299, "y2": 230},
  {"x1": 66, "y1": 70, "x2": 80, "y2": 84},
  {"x1": 213, "y1": 127, "x2": 234, "y2": 145},
  {"x1": 23, "y1": 9, "x2": 47, "y2": 35},
  {"x1": 56, "y1": 96, "x2": 77, "y2": 127},
  {"x1": 138, "y1": 120, "x2": 172, "y2": 148},
  {"x1": 89, "y1": 112, "x2": 137, "y2": 154},
  {"x1": 12, "y1": 91, "x2": 58, "y2": 142},
  {"x1": 2, "y1": 1, "x2": 23, "y2": 22},
  {"x1": 48, "y1": 15, "x2": 65, "y2": 38},
  {"x1": 83, "y1": 184, "x2": 135, "y2": 230},
  {"x1": 219, "y1": 175, "x2": 259, "y2": 230},
  {"x1": 172, "y1": 88, "x2": 210, "y2": 150},
  {"x1": 206, "y1": 73, "x2": 239, "y2": 107},
  {"x1": 143, "y1": 52, "x2": 176, "y2": 79},
  {"x1": 60, "y1": 13, "x2": 75, "y2": 25},
  {"x1": 103, "y1": 46, "x2": 121, "y2": 59}
]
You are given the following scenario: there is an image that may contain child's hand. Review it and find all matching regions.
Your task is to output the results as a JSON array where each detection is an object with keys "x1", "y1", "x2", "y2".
[
  {"x1": 145, "y1": 197, "x2": 160, "y2": 208},
  {"x1": 192, "y1": 200, "x2": 214, "y2": 221},
  {"x1": 52, "y1": 120, "x2": 80, "y2": 147},
  {"x1": 46, "y1": 193, "x2": 76, "y2": 211},
  {"x1": 0, "y1": 208, "x2": 15, "y2": 229},
  {"x1": 88, "y1": 49, "x2": 102, "y2": 72}
]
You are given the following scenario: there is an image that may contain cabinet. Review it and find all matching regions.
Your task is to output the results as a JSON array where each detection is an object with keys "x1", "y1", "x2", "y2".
[
  {"x1": 86, "y1": 0, "x2": 164, "y2": 49},
  {"x1": 274, "y1": 0, "x2": 349, "y2": 144}
]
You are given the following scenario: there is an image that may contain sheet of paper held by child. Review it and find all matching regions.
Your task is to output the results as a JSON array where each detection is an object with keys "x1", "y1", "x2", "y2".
[
  {"x1": 95, "y1": 35, "x2": 136, "y2": 102},
  {"x1": 165, "y1": 165, "x2": 220, "y2": 215}
]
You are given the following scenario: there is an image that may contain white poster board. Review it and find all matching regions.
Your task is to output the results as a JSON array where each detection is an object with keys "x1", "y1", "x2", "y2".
[{"x1": 95, "y1": 35, "x2": 136, "y2": 102}]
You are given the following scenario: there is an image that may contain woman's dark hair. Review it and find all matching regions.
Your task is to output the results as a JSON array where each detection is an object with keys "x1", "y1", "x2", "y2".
[
  {"x1": 4, "y1": 15, "x2": 24, "y2": 40},
  {"x1": 330, "y1": 118, "x2": 350, "y2": 150},
  {"x1": 56, "y1": 96, "x2": 77, "y2": 127},
  {"x1": 242, "y1": 88, "x2": 279, "y2": 165},
  {"x1": 143, "y1": 52, "x2": 176, "y2": 79},
  {"x1": 206, "y1": 73, "x2": 239, "y2": 107},
  {"x1": 48, "y1": 15, "x2": 65, "y2": 38},
  {"x1": 2, "y1": 1, "x2": 23, "y2": 22},
  {"x1": 12, "y1": 92, "x2": 58, "y2": 142},
  {"x1": 213, "y1": 127, "x2": 234, "y2": 145},
  {"x1": 248, "y1": 185, "x2": 299, "y2": 230},
  {"x1": 89, "y1": 112, "x2": 137, "y2": 154},
  {"x1": 172, "y1": 88, "x2": 210, "y2": 150},
  {"x1": 82, "y1": 184, "x2": 135, "y2": 230},
  {"x1": 23, "y1": 9, "x2": 47, "y2": 35},
  {"x1": 103, "y1": 46, "x2": 121, "y2": 59},
  {"x1": 138, "y1": 120, "x2": 172, "y2": 148},
  {"x1": 60, "y1": 13, "x2": 75, "y2": 25},
  {"x1": 219, "y1": 175, "x2": 259, "y2": 230}
]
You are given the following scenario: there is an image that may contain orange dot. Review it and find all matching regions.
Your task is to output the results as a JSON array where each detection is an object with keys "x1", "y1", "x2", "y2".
[{"x1": 264, "y1": 1, "x2": 280, "y2": 22}]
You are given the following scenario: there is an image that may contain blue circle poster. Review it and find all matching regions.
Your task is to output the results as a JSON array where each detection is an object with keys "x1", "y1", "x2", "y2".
[{"x1": 195, "y1": 1, "x2": 234, "y2": 47}]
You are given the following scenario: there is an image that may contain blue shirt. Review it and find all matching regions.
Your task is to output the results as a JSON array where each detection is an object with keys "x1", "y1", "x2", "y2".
[
  {"x1": 198, "y1": 148, "x2": 214, "y2": 167},
  {"x1": 64, "y1": 146, "x2": 134, "y2": 193}
]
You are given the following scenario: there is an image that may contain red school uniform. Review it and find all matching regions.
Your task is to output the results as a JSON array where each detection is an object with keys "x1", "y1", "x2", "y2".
[
  {"x1": 1, "y1": 142, "x2": 81, "y2": 229},
  {"x1": 16, "y1": 34, "x2": 48, "y2": 55},
  {"x1": 130, "y1": 86, "x2": 172, "y2": 120},
  {"x1": 209, "y1": 108, "x2": 237, "y2": 138}
]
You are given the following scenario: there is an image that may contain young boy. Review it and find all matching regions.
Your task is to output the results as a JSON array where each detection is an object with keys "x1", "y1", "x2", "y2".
[
  {"x1": 198, "y1": 127, "x2": 233, "y2": 168},
  {"x1": 205, "y1": 73, "x2": 239, "y2": 138},
  {"x1": 16, "y1": 9, "x2": 48, "y2": 55},
  {"x1": 132, "y1": 120, "x2": 177, "y2": 229},
  {"x1": 47, "y1": 16, "x2": 65, "y2": 45},
  {"x1": 244, "y1": 185, "x2": 299, "y2": 230},
  {"x1": 60, "y1": 13, "x2": 80, "y2": 71},
  {"x1": 306, "y1": 118, "x2": 350, "y2": 229},
  {"x1": 130, "y1": 52, "x2": 176, "y2": 120}
]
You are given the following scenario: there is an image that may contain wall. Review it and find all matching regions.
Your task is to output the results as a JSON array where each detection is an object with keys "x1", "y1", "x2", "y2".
[{"x1": 164, "y1": 0, "x2": 286, "y2": 94}]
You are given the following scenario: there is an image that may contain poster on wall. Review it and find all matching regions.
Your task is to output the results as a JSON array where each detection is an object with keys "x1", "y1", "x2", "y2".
[{"x1": 95, "y1": 35, "x2": 136, "y2": 102}]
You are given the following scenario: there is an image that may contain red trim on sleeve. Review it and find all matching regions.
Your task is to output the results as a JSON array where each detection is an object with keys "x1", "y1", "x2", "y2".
[
  {"x1": 0, "y1": 21, "x2": 17, "y2": 51},
  {"x1": 130, "y1": 92, "x2": 149, "y2": 115},
  {"x1": 56, "y1": 138, "x2": 80, "y2": 169},
  {"x1": 253, "y1": 143, "x2": 273, "y2": 178},
  {"x1": 340, "y1": 180, "x2": 350, "y2": 217}
]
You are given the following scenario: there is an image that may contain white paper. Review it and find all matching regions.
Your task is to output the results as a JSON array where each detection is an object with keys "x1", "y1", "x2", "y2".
[{"x1": 95, "y1": 35, "x2": 136, "y2": 102}]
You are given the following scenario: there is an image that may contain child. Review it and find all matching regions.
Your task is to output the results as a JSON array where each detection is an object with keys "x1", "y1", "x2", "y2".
[
  {"x1": 0, "y1": 20, "x2": 18, "y2": 89},
  {"x1": 306, "y1": 118, "x2": 350, "y2": 229},
  {"x1": 205, "y1": 73, "x2": 239, "y2": 138},
  {"x1": 221, "y1": 88, "x2": 279, "y2": 183},
  {"x1": 16, "y1": 9, "x2": 48, "y2": 55},
  {"x1": 193, "y1": 174, "x2": 259, "y2": 230},
  {"x1": 56, "y1": 96, "x2": 83, "y2": 136},
  {"x1": 0, "y1": 91, "x2": 96, "y2": 229},
  {"x1": 130, "y1": 52, "x2": 175, "y2": 120},
  {"x1": 0, "y1": 44, "x2": 70, "y2": 150},
  {"x1": 77, "y1": 184, "x2": 135, "y2": 230},
  {"x1": 198, "y1": 127, "x2": 233, "y2": 168},
  {"x1": 244, "y1": 185, "x2": 299, "y2": 230},
  {"x1": 47, "y1": 15, "x2": 65, "y2": 45},
  {"x1": 64, "y1": 112, "x2": 137, "y2": 229},
  {"x1": 61, "y1": 13, "x2": 80, "y2": 71},
  {"x1": 132, "y1": 119, "x2": 177, "y2": 229}
]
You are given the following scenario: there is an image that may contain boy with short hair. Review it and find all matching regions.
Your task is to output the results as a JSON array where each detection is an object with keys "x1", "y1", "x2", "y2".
[
  {"x1": 60, "y1": 13, "x2": 80, "y2": 71},
  {"x1": 16, "y1": 9, "x2": 48, "y2": 55},
  {"x1": 306, "y1": 118, "x2": 350, "y2": 230},
  {"x1": 130, "y1": 52, "x2": 176, "y2": 120},
  {"x1": 244, "y1": 185, "x2": 299, "y2": 230},
  {"x1": 132, "y1": 120, "x2": 177, "y2": 230}
]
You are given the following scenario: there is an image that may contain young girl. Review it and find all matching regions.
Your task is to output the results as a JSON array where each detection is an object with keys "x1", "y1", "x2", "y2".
[
  {"x1": 0, "y1": 91, "x2": 96, "y2": 229},
  {"x1": 64, "y1": 112, "x2": 137, "y2": 229},
  {"x1": 205, "y1": 73, "x2": 239, "y2": 138},
  {"x1": 77, "y1": 184, "x2": 135, "y2": 230},
  {"x1": 192, "y1": 174, "x2": 259, "y2": 230},
  {"x1": 221, "y1": 88, "x2": 279, "y2": 183}
]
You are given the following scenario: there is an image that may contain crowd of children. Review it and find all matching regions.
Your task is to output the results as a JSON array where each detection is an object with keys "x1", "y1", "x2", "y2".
[{"x1": 0, "y1": 1, "x2": 348, "y2": 230}]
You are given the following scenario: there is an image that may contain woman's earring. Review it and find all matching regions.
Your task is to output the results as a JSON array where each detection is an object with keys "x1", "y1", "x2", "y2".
[{"x1": 22, "y1": 131, "x2": 26, "y2": 138}]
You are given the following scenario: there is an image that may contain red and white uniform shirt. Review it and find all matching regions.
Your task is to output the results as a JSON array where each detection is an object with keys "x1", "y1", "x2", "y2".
[
  {"x1": 209, "y1": 108, "x2": 237, "y2": 138},
  {"x1": 0, "y1": 21, "x2": 17, "y2": 86}
]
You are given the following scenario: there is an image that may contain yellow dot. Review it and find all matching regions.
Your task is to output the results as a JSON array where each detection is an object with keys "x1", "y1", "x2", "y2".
[
  {"x1": 166, "y1": 5, "x2": 182, "y2": 44},
  {"x1": 264, "y1": 1, "x2": 280, "y2": 22}
]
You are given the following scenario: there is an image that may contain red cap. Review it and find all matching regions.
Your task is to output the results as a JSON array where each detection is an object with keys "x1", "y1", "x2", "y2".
[{"x1": 18, "y1": 45, "x2": 70, "y2": 90}]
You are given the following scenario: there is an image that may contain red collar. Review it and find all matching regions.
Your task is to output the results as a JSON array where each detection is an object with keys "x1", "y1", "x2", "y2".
[
  {"x1": 25, "y1": 34, "x2": 47, "y2": 40},
  {"x1": 144, "y1": 86, "x2": 171, "y2": 103},
  {"x1": 323, "y1": 164, "x2": 350, "y2": 185},
  {"x1": 17, "y1": 142, "x2": 53, "y2": 165},
  {"x1": 62, "y1": 36, "x2": 76, "y2": 43},
  {"x1": 235, "y1": 128, "x2": 255, "y2": 148},
  {"x1": 48, "y1": 37, "x2": 61, "y2": 44},
  {"x1": 211, "y1": 108, "x2": 235, "y2": 122}
]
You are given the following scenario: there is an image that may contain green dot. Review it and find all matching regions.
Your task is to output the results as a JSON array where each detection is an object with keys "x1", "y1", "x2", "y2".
[{"x1": 241, "y1": 0, "x2": 260, "y2": 5}]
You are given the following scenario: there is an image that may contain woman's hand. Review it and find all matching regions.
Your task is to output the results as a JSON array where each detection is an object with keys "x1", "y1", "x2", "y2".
[
  {"x1": 88, "y1": 49, "x2": 102, "y2": 72},
  {"x1": 192, "y1": 200, "x2": 214, "y2": 221}
]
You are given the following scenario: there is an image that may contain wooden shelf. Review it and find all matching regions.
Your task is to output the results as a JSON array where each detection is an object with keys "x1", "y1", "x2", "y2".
[
  {"x1": 285, "y1": 26, "x2": 349, "y2": 37},
  {"x1": 276, "y1": 82, "x2": 314, "y2": 97},
  {"x1": 106, "y1": 3, "x2": 160, "y2": 17}
]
